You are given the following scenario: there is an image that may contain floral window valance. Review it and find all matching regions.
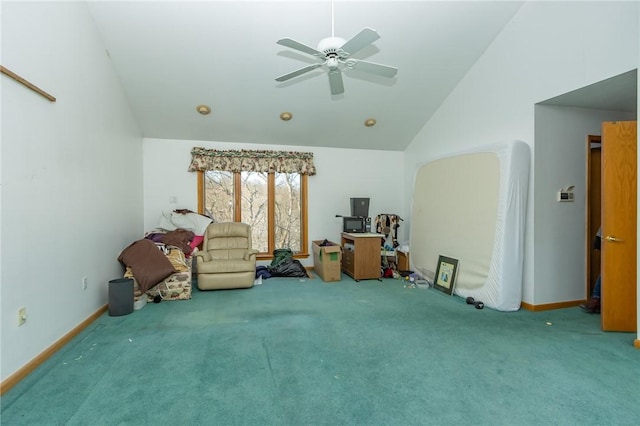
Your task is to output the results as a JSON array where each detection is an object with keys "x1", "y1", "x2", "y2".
[{"x1": 188, "y1": 147, "x2": 316, "y2": 175}]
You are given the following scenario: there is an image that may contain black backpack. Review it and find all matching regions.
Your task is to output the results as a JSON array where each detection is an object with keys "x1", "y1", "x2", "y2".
[{"x1": 269, "y1": 248, "x2": 293, "y2": 270}]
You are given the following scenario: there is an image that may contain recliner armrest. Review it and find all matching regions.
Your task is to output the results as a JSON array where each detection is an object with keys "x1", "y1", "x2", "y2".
[
  {"x1": 244, "y1": 249, "x2": 259, "y2": 261},
  {"x1": 195, "y1": 251, "x2": 212, "y2": 262}
]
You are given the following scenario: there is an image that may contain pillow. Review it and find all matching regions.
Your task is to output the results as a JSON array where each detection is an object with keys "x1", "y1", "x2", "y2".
[
  {"x1": 157, "y1": 211, "x2": 177, "y2": 231},
  {"x1": 118, "y1": 239, "x2": 177, "y2": 292},
  {"x1": 170, "y1": 212, "x2": 212, "y2": 235}
]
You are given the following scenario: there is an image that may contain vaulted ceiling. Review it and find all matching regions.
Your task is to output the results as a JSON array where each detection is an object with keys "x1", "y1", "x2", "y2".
[{"x1": 87, "y1": 1, "x2": 526, "y2": 151}]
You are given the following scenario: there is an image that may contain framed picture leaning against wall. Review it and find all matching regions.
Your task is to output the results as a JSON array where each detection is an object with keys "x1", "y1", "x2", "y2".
[{"x1": 434, "y1": 255, "x2": 458, "y2": 295}]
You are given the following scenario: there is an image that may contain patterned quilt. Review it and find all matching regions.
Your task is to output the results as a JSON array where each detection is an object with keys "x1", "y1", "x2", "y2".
[{"x1": 125, "y1": 246, "x2": 192, "y2": 301}]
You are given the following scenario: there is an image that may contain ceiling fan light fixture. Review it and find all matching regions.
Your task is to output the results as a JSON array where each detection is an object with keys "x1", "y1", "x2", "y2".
[
  {"x1": 364, "y1": 118, "x2": 377, "y2": 127},
  {"x1": 326, "y1": 56, "x2": 340, "y2": 70},
  {"x1": 196, "y1": 104, "x2": 211, "y2": 115},
  {"x1": 280, "y1": 112, "x2": 293, "y2": 121}
]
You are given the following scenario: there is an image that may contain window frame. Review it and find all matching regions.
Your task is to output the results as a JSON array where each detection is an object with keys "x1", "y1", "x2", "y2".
[{"x1": 197, "y1": 170, "x2": 309, "y2": 260}]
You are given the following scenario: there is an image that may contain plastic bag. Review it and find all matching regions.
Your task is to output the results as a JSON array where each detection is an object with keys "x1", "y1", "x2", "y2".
[{"x1": 269, "y1": 258, "x2": 309, "y2": 277}]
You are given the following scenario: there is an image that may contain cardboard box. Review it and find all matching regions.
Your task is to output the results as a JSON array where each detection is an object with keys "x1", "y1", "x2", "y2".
[
  {"x1": 312, "y1": 240, "x2": 342, "y2": 282},
  {"x1": 397, "y1": 250, "x2": 410, "y2": 272}
]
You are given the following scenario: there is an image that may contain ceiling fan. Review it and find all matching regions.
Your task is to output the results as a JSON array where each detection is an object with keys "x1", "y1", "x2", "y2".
[{"x1": 275, "y1": 4, "x2": 397, "y2": 95}]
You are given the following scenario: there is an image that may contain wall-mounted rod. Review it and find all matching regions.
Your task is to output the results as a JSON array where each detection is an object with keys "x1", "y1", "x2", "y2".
[{"x1": 1, "y1": 65, "x2": 56, "y2": 102}]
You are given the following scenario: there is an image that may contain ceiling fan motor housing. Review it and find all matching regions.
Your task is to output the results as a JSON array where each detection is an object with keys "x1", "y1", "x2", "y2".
[{"x1": 317, "y1": 37, "x2": 346, "y2": 57}]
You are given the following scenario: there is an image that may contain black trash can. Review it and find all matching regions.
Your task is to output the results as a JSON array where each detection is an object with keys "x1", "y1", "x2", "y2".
[{"x1": 108, "y1": 278, "x2": 134, "y2": 316}]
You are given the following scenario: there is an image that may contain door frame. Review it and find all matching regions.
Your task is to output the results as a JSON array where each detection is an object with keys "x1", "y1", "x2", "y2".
[{"x1": 585, "y1": 135, "x2": 602, "y2": 300}]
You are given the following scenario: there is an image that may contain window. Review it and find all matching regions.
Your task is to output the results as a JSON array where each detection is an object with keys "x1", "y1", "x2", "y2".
[
  {"x1": 198, "y1": 170, "x2": 308, "y2": 259},
  {"x1": 190, "y1": 147, "x2": 315, "y2": 259}
]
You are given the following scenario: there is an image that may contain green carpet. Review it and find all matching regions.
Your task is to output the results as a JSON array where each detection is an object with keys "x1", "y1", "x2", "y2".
[{"x1": 2, "y1": 275, "x2": 639, "y2": 425}]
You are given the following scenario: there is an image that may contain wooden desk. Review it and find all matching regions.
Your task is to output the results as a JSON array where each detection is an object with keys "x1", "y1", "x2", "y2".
[{"x1": 341, "y1": 232, "x2": 383, "y2": 281}]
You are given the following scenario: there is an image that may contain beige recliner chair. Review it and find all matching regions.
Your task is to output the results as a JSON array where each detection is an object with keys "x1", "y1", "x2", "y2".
[{"x1": 195, "y1": 222, "x2": 258, "y2": 290}]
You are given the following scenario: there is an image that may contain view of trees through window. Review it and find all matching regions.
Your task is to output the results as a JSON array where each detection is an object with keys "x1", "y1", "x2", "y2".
[
  {"x1": 203, "y1": 171, "x2": 234, "y2": 223},
  {"x1": 274, "y1": 172, "x2": 302, "y2": 252},
  {"x1": 203, "y1": 170, "x2": 303, "y2": 254}
]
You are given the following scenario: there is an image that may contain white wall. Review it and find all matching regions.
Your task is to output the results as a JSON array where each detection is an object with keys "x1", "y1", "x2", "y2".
[
  {"x1": 534, "y1": 105, "x2": 635, "y2": 304},
  {"x1": 1, "y1": 2, "x2": 143, "y2": 382},
  {"x1": 403, "y1": 1, "x2": 638, "y2": 306},
  {"x1": 143, "y1": 138, "x2": 405, "y2": 266}
]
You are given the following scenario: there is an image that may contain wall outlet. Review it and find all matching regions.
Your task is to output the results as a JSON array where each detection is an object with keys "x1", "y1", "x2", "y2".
[
  {"x1": 82, "y1": 276, "x2": 88, "y2": 290},
  {"x1": 18, "y1": 307, "x2": 27, "y2": 326}
]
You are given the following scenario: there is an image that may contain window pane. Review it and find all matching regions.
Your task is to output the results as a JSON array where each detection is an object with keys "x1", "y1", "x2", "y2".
[
  {"x1": 203, "y1": 171, "x2": 234, "y2": 222},
  {"x1": 275, "y1": 172, "x2": 301, "y2": 253},
  {"x1": 240, "y1": 171, "x2": 268, "y2": 253}
]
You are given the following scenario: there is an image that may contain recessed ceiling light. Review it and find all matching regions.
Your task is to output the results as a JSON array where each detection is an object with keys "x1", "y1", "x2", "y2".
[
  {"x1": 364, "y1": 118, "x2": 376, "y2": 127},
  {"x1": 196, "y1": 104, "x2": 211, "y2": 115},
  {"x1": 280, "y1": 112, "x2": 293, "y2": 121}
]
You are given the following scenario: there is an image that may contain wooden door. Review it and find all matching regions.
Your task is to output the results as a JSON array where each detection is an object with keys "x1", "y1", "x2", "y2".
[{"x1": 601, "y1": 121, "x2": 637, "y2": 332}]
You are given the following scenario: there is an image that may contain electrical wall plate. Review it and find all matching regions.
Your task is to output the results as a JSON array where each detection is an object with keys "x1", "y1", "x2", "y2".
[
  {"x1": 558, "y1": 191, "x2": 574, "y2": 202},
  {"x1": 558, "y1": 185, "x2": 575, "y2": 202},
  {"x1": 18, "y1": 307, "x2": 27, "y2": 326}
]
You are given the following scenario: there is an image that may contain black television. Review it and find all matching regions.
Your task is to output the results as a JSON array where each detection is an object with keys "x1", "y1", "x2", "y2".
[{"x1": 350, "y1": 198, "x2": 370, "y2": 218}]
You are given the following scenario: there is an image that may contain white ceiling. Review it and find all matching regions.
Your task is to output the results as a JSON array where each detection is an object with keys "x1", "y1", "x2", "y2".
[{"x1": 86, "y1": 1, "x2": 529, "y2": 151}]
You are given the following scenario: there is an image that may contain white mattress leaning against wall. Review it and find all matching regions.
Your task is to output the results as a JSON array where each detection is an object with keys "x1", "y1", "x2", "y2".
[{"x1": 410, "y1": 140, "x2": 530, "y2": 311}]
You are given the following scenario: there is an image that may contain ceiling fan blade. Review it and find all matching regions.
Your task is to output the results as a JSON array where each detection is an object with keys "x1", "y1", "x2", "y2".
[
  {"x1": 328, "y1": 70, "x2": 344, "y2": 95},
  {"x1": 339, "y1": 27, "x2": 380, "y2": 57},
  {"x1": 277, "y1": 38, "x2": 323, "y2": 57},
  {"x1": 348, "y1": 59, "x2": 398, "y2": 78},
  {"x1": 275, "y1": 63, "x2": 323, "y2": 82}
]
